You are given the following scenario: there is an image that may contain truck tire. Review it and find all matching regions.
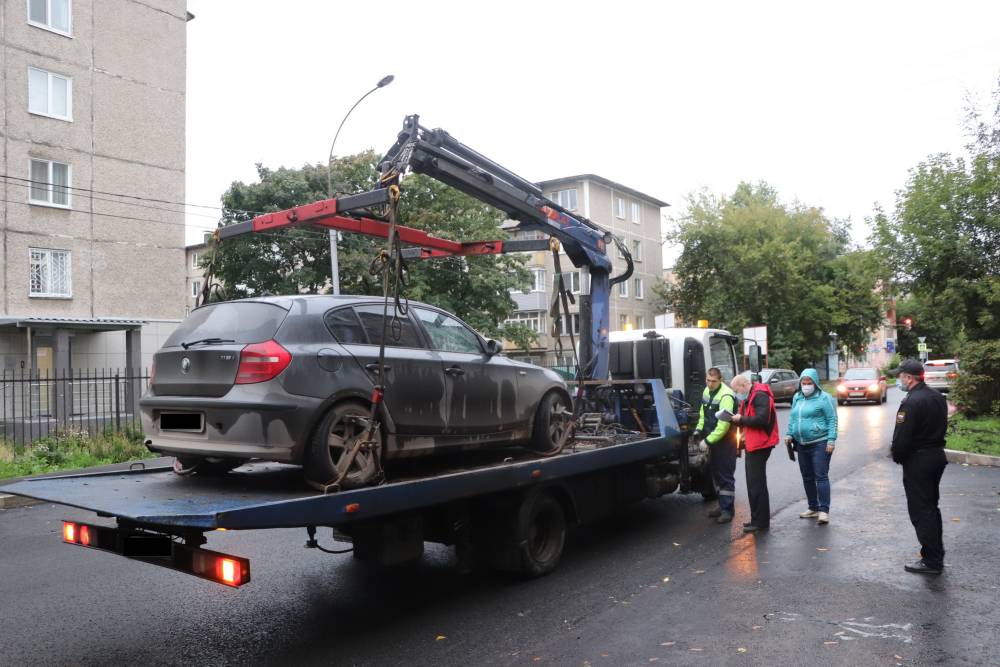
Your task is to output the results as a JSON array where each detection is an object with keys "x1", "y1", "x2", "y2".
[
  {"x1": 530, "y1": 391, "x2": 570, "y2": 455},
  {"x1": 517, "y1": 491, "x2": 567, "y2": 576},
  {"x1": 172, "y1": 456, "x2": 246, "y2": 476},
  {"x1": 305, "y1": 401, "x2": 380, "y2": 489}
]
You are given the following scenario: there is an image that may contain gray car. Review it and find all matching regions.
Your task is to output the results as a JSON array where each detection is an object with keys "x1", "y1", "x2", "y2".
[
  {"x1": 739, "y1": 368, "x2": 799, "y2": 403},
  {"x1": 923, "y1": 359, "x2": 959, "y2": 393},
  {"x1": 140, "y1": 296, "x2": 570, "y2": 487}
]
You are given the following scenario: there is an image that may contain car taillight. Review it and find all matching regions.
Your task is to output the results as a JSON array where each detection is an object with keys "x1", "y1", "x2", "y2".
[
  {"x1": 235, "y1": 340, "x2": 291, "y2": 384},
  {"x1": 946, "y1": 372, "x2": 958, "y2": 379}
]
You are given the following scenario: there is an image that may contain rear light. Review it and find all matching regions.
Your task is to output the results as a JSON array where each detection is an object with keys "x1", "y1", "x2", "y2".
[
  {"x1": 946, "y1": 372, "x2": 958, "y2": 379},
  {"x1": 218, "y1": 558, "x2": 240, "y2": 586},
  {"x1": 79, "y1": 525, "x2": 92, "y2": 546},
  {"x1": 235, "y1": 340, "x2": 291, "y2": 384},
  {"x1": 190, "y1": 549, "x2": 250, "y2": 587},
  {"x1": 63, "y1": 522, "x2": 77, "y2": 543}
]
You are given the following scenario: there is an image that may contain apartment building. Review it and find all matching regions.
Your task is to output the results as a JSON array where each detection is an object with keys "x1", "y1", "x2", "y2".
[
  {"x1": 507, "y1": 174, "x2": 666, "y2": 366},
  {"x1": 0, "y1": 0, "x2": 190, "y2": 377},
  {"x1": 185, "y1": 238, "x2": 208, "y2": 314}
]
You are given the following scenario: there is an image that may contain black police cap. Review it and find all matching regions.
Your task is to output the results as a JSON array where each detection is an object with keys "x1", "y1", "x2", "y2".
[{"x1": 888, "y1": 358, "x2": 924, "y2": 376}]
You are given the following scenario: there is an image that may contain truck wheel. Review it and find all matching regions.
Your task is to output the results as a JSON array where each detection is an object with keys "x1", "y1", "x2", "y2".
[
  {"x1": 517, "y1": 491, "x2": 566, "y2": 577},
  {"x1": 172, "y1": 456, "x2": 247, "y2": 476},
  {"x1": 305, "y1": 401, "x2": 380, "y2": 489},
  {"x1": 530, "y1": 391, "x2": 570, "y2": 455}
]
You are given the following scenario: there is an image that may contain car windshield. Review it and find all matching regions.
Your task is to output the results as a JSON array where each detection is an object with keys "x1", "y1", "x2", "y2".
[
  {"x1": 924, "y1": 362, "x2": 957, "y2": 372},
  {"x1": 843, "y1": 368, "x2": 876, "y2": 380}
]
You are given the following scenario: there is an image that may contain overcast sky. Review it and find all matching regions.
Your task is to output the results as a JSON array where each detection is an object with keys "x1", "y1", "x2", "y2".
[{"x1": 184, "y1": 1, "x2": 1000, "y2": 265}]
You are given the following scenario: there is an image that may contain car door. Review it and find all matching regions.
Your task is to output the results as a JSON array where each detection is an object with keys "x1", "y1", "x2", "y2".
[
  {"x1": 325, "y1": 304, "x2": 448, "y2": 436},
  {"x1": 411, "y1": 306, "x2": 518, "y2": 435}
]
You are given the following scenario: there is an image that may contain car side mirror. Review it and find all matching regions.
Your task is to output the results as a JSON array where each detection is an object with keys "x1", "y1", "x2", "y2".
[
  {"x1": 769, "y1": 376, "x2": 779, "y2": 383},
  {"x1": 748, "y1": 344, "x2": 762, "y2": 373},
  {"x1": 485, "y1": 339, "x2": 503, "y2": 356}
]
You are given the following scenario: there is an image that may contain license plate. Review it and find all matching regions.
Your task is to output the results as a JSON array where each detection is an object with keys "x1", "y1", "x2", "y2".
[
  {"x1": 160, "y1": 412, "x2": 204, "y2": 432},
  {"x1": 849, "y1": 392, "x2": 864, "y2": 397}
]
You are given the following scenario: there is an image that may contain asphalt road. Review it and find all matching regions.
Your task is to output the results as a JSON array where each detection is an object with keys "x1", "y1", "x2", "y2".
[{"x1": 2, "y1": 386, "x2": 998, "y2": 666}]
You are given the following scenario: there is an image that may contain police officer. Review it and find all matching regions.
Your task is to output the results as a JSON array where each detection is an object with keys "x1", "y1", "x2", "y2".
[
  {"x1": 692, "y1": 367, "x2": 739, "y2": 523},
  {"x1": 891, "y1": 358, "x2": 949, "y2": 575}
]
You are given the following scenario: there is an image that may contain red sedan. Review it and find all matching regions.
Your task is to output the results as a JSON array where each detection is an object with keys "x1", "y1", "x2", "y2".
[{"x1": 836, "y1": 367, "x2": 887, "y2": 405}]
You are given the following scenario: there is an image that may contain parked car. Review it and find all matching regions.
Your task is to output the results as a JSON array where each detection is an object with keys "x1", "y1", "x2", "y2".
[
  {"x1": 140, "y1": 296, "x2": 571, "y2": 487},
  {"x1": 836, "y1": 367, "x2": 887, "y2": 405},
  {"x1": 739, "y1": 368, "x2": 799, "y2": 403},
  {"x1": 923, "y1": 359, "x2": 959, "y2": 393}
]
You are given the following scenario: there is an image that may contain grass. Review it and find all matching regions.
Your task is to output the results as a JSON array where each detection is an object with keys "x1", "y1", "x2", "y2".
[
  {"x1": 948, "y1": 414, "x2": 1000, "y2": 457},
  {"x1": 0, "y1": 427, "x2": 150, "y2": 480}
]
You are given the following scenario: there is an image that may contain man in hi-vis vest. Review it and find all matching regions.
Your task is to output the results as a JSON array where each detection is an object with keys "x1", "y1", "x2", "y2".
[{"x1": 692, "y1": 367, "x2": 739, "y2": 523}]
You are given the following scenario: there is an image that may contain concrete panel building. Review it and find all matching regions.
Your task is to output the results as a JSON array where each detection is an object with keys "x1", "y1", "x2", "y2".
[
  {"x1": 506, "y1": 174, "x2": 666, "y2": 366},
  {"x1": 0, "y1": 0, "x2": 190, "y2": 383}
]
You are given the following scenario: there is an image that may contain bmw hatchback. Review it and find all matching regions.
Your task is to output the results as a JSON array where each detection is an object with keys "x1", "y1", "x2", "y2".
[{"x1": 140, "y1": 296, "x2": 570, "y2": 487}]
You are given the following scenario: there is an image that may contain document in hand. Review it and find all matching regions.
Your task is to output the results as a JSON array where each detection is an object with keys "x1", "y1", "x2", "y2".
[{"x1": 715, "y1": 409, "x2": 734, "y2": 422}]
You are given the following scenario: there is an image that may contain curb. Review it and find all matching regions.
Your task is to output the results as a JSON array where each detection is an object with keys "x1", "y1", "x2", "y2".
[{"x1": 945, "y1": 448, "x2": 1000, "y2": 467}]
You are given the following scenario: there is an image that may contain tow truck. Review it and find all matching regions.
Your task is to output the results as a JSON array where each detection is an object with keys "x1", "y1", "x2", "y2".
[{"x1": 0, "y1": 115, "x2": 745, "y2": 586}]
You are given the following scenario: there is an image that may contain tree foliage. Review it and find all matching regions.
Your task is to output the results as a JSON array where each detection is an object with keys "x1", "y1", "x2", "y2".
[
  {"x1": 654, "y1": 182, "x2": 883, "y2": 370},
  {"x1": 206, "y1": 152, "x2": 534, "y2": 347}
]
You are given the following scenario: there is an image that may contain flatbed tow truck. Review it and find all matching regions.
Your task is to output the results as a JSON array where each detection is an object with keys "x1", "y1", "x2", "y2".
[{"x1": 0, "y1": 116, "x2": 742, "y2": 587}]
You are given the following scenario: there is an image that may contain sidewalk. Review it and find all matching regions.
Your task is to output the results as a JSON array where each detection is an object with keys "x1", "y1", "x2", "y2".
[{"x1": 532, "y1": 456, "x2": 1000, "y2": 666}]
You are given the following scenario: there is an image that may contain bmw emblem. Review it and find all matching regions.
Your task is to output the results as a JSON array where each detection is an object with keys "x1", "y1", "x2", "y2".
[{"x1": 181, "y1": 357, "x2": 191, "y2": 374}]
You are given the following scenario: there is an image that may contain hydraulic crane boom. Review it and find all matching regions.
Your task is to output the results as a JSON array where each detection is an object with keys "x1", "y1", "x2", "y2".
[{"x1": 212, "y1": 114, "x2": 633, "y2": 381}]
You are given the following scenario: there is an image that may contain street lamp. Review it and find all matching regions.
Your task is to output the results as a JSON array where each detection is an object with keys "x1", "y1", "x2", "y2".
[{"x1": 326, "y1": 74, "x2": 395, "y2": 294}]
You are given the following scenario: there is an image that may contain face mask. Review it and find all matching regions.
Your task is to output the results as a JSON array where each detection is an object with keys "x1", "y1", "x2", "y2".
[
  {"x1": 802, "y1": 384, "x2": 816, "y2": 396},
  {"x1": 736, "y1": 392, "x2": 748, "y2": 401}
]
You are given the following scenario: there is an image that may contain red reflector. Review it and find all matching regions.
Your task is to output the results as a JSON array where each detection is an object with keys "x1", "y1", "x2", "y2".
[
  {"x1": 79, "y1": 525, "x2": 92, "y2": 546},
  {"x1": 344, "y1": 503, "x2": 361, "y2": 514},
  {"x1": 218, "y1": 558, "x2": 241, "y2": 586},
  {"x1": 531, "y1": 469, "x2": 542, "y2": 478},
  {"x1": 63, "y1": 522, "x2": 77, "y2": 543},
  {"x1": 235, "y1": 340, "x2": 291, "y2": 384},
  {"x1": 946, "y1": 372, "x2": 958, "y2": 379}
]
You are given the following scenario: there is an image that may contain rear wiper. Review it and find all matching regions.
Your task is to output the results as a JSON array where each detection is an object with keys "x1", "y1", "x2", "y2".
[{"x1": 181, "y1": 337, "x2": 236, "y2": 350}]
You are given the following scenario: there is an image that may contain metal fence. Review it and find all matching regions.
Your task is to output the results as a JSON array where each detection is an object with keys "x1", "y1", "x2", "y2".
[{"x1": 0, "y1": 369, "x2": 149, "y2": 444}]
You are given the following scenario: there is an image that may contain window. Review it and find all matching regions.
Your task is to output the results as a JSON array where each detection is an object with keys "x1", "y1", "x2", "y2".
[
  {"x1": 506, "y1": 311, "x2": 545, "y2": 335},
  {"x1": 632, "y1": 239, "x2": 642, "y2": 262},
  {"x1": 324, "y1": 307, "x2": 367, "y2": 345},
  {"x1": 29, "y1": 248, "x2": 71, "y2": 297},
  {"x1": 354, "y1": 304, "x2": 423, "y2": 348},
  {"x1": 28, "y1": 0, "x2": 71, "y2": 34},
  {"x1": 552, "y1": 188, "x2": 578, "y2": 211},
  {"x1": 414, "y1": 307, "x2": 483, "y2": 354},
  {"x1": 709, "y1": 336, "x2": 737, "y2": 382},
  {"x1": 28, "y1": 67, "x2": 72, "y2": 120},
  {"x1": 556, "y1": 271, "x2": 582, "y2": 294},
  {"x1": 191, "y1": 252, "x2": 199, "y2": 269},
  {"x1": 630, "y1": 202, "x2": 641, "y2": 224},
  {"x1": 531, "y1": 268, "x2": 546, "y2": 292},
  {"x1": 619, "y1": 314, "x2": 629, "y2": 330},
  {"x1": 615, "y1": 197, "x2": 625, "y2": 219},
  {"x1": 557, "y1": 313, "x2": 580, "y2": 336},
  {"x1": 28, "y1": 159, "x2": 70, "y2": 207},
  {"x1": 190, "y1": 280, "x2": 201, "y2": 298},
  {"x1": 636, "y1": 315, "x2": 646, "y2": 329},
  {"x1": 634, "y1": 278, "x2": 644, "y2": 299},
  {"x1": 618, "y1": 280, "x2": 628, "y2": 298}
]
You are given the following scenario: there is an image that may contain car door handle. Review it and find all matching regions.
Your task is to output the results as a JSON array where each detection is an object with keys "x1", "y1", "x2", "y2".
[
  {"x1": 444, "y1": 366, "x2": 465, "y2": 376},
  {"x1": 518, "y1": 370, "x2": 527, "y2": 376},
  {"x1": 365, "y1": 363, "x2": 391, "y2": 372}
]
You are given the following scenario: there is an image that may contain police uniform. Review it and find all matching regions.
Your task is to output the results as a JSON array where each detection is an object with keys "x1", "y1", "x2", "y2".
[
  {"x1": 891, "y1": 359, "x2": 949, "y2": 571},
  {"x1": 695, "y1": 382, "x2": 739, "y2": 517}
]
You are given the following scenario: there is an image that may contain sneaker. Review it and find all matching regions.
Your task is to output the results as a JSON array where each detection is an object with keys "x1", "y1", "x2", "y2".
[
  {"x1": 707, "y1": 507, "x2": 722, "y2": 518},
  {"x1": 904, "y1": 559, "x2": 942, "y2": 575},
  {"x1": 799, "y1": 510, "x2": 819, "y2": 519},
  {"x1": 817, "y1": 512, "x2": 829, "y2": 525},
  {"x1": 716, "y1": 512, "x2": 733, "y2": 524},
  {"x1": 742, "y1": 524, "x2": 767, "y2": 533}
]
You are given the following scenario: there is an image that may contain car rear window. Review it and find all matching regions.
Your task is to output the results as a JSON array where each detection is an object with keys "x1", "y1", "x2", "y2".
[
  {"x1": 844, "y1": 368, "x2": 876, "y2": 380},
  {"x1": 924, "y1": 362, "x2": 957, "y2": 372},
  {"x1": 164, "y1": 302, "x2": 289, "y2": 347}
]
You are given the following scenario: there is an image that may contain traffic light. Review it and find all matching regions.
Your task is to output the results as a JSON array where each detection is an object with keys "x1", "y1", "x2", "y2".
[{"x1": 902, "y1": 317, "x2": 913, "y2": 330}]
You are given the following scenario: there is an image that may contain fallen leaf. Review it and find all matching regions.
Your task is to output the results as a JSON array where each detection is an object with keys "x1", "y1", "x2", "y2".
[
  {"x1": 951, "y1": 517, "x2": 961, "y2": 522},
  {"x1": 436, "y1": 635, "x2": 446, "y2": 641},
  {"x1": 660, "y1": 642, "x2": 675, "y2": 646},
  {"x1": 689, "y1": 647, "x2": 704, "y2": 652},
  {"x1": 737, "y1": 647, "x2": 748, "y2": 653},
  {"x1": 533, "y1": 658, "x2": 541, "y2": 663},
  {"x1": 824, "y1": 641, "x2": 838, "y2": 646},
  {"x1": 751, "y1": 625, "x2": 763, "y2": 630},
  {"x1": 894, "y1": 655, "x2": 904, "y2": 660},
  {"x1": 816, "y1": 547, "x2": 829, "y2": 552},
  {"x1": 694, "y1": 570, "x2": 706, "y2": 575},
  {"x1": 662, "y1": 577, "x2": 670, "y2": 582},
  {"x1": 601, "y1": 653, "x2": 609, "y2": 658},
  {"x1": 673, "y1": 542, "x2": 681, "y2": 547},
  {"x1": 649, "y1": 659, "x2": 659, "y2": 662}
]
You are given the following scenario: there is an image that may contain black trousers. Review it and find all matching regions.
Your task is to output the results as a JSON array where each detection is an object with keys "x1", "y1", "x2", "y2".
[
  {"x1": 902, "y1": 448, "x2": 948, "y2": 568},
  {"x1": 710, "y1": 438, "x2": 738, "y2": 514},
  {"x1": 745, "y1": 446, "x2": 772, "y2": 528}
]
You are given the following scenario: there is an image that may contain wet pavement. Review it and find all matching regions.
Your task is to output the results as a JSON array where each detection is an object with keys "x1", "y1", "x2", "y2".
[{"x1": 1, "y1": 386, "x2": 998, "y2": 666}]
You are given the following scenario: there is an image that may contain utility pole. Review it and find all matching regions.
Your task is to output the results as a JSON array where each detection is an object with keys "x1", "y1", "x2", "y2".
[{"x1": 327, "y1": 75, "x2": 395, "y2": 294}]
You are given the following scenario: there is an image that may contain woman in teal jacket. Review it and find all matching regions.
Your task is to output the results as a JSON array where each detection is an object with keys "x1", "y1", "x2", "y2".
[{"x1": 785, "y1": 368, "x2": 838, "y2": 525}]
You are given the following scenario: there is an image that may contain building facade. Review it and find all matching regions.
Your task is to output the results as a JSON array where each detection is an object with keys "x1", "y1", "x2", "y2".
[
  {"x1": 506, "y1": 174, "x2": 666, "y2": 366},
  {"x1": 185, "y1": 239, "x2": 208, "y2": 315},
  {"x1": 0, "y1": 0, "x2": 189, "y2": 377}
]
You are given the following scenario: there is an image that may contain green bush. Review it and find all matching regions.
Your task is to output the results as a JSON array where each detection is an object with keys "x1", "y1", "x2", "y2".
[
  {"x1": 952, "y1": 339, "x2": 1000, "y2": 417},
  {"x1": 881, "y1": 352, "x2": 900, "y2": 375},
  {"x1": 0, "y1": 428, "x2": 149, "y2": 480}
]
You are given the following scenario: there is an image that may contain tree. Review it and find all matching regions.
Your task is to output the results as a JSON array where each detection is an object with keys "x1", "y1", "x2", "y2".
[
  {"x1": 654, "y1": 181, "x2": 882, "y2": 370},
  {"x1": 206, "y1": 152, "x2": 535, "y2": 347}
]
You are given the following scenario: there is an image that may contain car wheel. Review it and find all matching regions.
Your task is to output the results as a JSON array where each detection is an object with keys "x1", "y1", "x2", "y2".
[
  {"x1": 172, "y1": 456, "x2": 247, "y2": 476},
  {"x1": 837, "y1": 399, "x2": 846, "y2": 406},
  {"x1": 530, "y1": 391, "x2": 571, "y2": 455},
  {"x1": 305, "y1": 401, "x2": 380, "y2": 489},
  {"x1": 882, "y1": 391, "x2": 887, "y2": 404}
]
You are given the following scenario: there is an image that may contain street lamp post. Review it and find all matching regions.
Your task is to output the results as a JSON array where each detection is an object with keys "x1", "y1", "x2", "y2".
[{"x1": 326, "y1": 75, "x2": 395, "y2": 294}]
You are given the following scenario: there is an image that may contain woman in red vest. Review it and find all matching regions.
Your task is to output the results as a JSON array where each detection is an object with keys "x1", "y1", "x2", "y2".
[{"x1": 731, "y1": 374, "x2": 780, "y2": 533}]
